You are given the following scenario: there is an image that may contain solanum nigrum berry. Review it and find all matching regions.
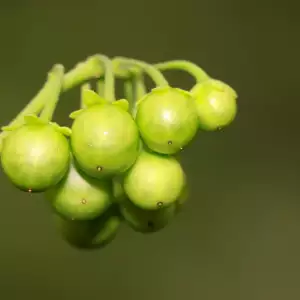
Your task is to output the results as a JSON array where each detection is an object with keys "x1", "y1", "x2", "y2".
[
  {"x1": 0, "y1": 115, "x2": 70, "y2": 192},
  {"x1": 120, "y1": 197, "x2": 176, "y2": 233},
  {"x1": 190, "y1": 79, "x2": 238, "y2": 131},
  {"x1": 46, "y1": 159, "x2": 114, "y2": 221},
  {"x1": 135, "y1": 86, "x2": 199, "y2": 155},
  {"x1": 55, "y1": 205, "x2": 121, "y2": 249},
  {"x1": 70, "y1": 91, "x2": 140, "y2": 179},
  {"x1": 123, "y1": 151, "x2": 186, "y2": 210}
]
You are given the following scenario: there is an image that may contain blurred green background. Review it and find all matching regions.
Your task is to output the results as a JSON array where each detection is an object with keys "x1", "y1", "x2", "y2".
[{"x1": 0, "y1": 1, "x2": 299, "y2": 299}]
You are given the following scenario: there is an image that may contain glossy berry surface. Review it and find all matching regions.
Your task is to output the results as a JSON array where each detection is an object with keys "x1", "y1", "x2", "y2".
[
  {"x1": 123, "y1": 151, "x2": 186, "y2": 210},
  {"x1": 46, "y1": 160, "x2": 114, "y2": 221},
  {"x1": 190, "y1": 79, "x2": 238, "y2": 131},
  {"x1": 1, "y1": 123, "x2": 70, "y2": 192},
  {"x1": 70, "y1": 103, "x2": 140, "y2": 179},
  {"x1": 135, "y1": 87, "x2": 199, "y2": 155}
]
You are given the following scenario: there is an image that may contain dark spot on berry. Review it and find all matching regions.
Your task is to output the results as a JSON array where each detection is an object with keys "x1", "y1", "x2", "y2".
[
  {"x1": 157, "y1": 202, "x2": 163, "y2": 208},
  {"x1": 147, "y1": 221, "x2": 154, "y2": 229},
  {"x1": 81, "y1": 199, "x2": 87, "y2": 204},
  {"x1": 168, "y1": 141, "x2": 172, "y2": 145},
  {"x1": 97, "y1": 166, "x2": 103, "y2": 171}
]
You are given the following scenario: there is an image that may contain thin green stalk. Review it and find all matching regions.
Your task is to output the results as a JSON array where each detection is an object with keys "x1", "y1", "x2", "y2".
[
  {"x1": 154, "y1": 60, "x2": 210, "y2": 83},
  {"x1": 113, "y1": 57, "x2": 169, "y2": 87},
  {"x1": 96, "y1": 77, "x2": 105, "y2": 97},
  {"x1": 131, "y1": 73, "x2": 147, "y2": 117},
  {"x1": 0, "y1": 54, "x2": 105, "y2": 152},
  {"x1": 39, "y1": 64, "x2": 64, "y2": 122},
  {"x1": 99, "y1": 55, "x2": 115, "y2": 102},
  {"x1": 62, "y1": 55, "x2": 103, "y2": 91},
  {"x1": 81, "y1": 83, "x2": 91, "y2": 109},
  {"x1": 123, "y1": 77, "x2": 134, "y2": 113}
]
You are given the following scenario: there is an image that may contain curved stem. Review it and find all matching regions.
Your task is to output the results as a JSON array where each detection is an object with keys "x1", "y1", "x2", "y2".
[
  {"x1": 81, "y1": 83, "x2": 91, "y2": 109},
  {"x1": 98, "y1": 55, "x2": 115, "y2": 102},
  {"x1": 113, "y1": 57, "x2": 169, "y2": 87},
  {"x1": 154, "y1": 60, "x2": 210, "y2": 83},
  {"x1": 0, "y1": 55, "x2": 105, "y2": 152},
  {"x1": 123, "y1": 77, "x2": 134, "y2": 112},
  {"x1": 39, "y1": 64, "x2": 64, "y2": 122},
  {"x1": 134, "y1": 74, "x2": 147, "y2": 100},
  {"x1": 96, "y1": 77, "x2": 105, "y2": 97},
  {"x1": 62, "y1": 55, "x2": 103, "y2": 91},
  {"x1": 132, "y1": 73, "x2": 147, "y2": 117}
]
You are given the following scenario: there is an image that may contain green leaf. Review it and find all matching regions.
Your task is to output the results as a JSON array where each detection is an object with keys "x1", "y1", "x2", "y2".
[
  {"x1": 82, "y1": 89, "x2": 107, "y2": 108},
  {"x1": 113, "y1": 99, "x2": 129, "y2": 111},
  {"x1": 24, "y1": 114, "x2": 46, "y2": 125},
  {"x1": 50, "y1": 122, "x2": 72, "y2": 136},
  {"x1": 69, "y1": 109, "x2": 85, "y2": 119}
]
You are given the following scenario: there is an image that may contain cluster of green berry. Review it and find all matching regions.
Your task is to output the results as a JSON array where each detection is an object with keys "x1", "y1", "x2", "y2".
[{"x1": 0, "y1": 54, "x2": 237, "y2": 250}]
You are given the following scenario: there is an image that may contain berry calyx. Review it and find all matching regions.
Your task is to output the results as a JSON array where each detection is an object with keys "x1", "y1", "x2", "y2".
[
  {"x1": 123, "y1": 151, "x2": 186, "y2": 210},
  {"x1": 46, "y1": 159, "x2": 114, "y2": 221},
  {"x1": 190, "y1": 79, "x2": 238, "y2": 131},
  {"x1": 135, "y1": 86, "x2": 199, "y2": 154},
  {"x1": 0, "y1": 115, "x2": 70, "y2": 192},
  {"x1": 70, "y1": 90, "x2": 140, "y2": 179}
]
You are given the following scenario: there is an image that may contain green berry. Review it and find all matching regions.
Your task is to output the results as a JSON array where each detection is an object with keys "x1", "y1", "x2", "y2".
[
  {"x1": 190, "y1": 79, "x2": 238, "y2": 131},
  {"x1": 55, "y1": 206, "x2": 121, "y2": 250},
  {"x1": 46, "y1": 159, "x2": 113, "y2": 221},
  {"x1": 135, "y1": 86, "x2": 199, "y2": 155},
  {"x1": 123, "y1": 151, "x2": 186, "y2": 210},
  {"x1": 70, "y1": 103, "x2": 140, "y2": 179},
  {"x1": 120, "y1": 197, "x2": 176, "y2": 233},
  {"x1": 1, "y1": 121, "x2": 70, "y2": 192}
]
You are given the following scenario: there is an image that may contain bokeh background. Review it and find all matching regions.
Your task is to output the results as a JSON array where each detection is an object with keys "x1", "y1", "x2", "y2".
[{"x1": 0, "y1": 1, "x2": 299, "y2": 299}]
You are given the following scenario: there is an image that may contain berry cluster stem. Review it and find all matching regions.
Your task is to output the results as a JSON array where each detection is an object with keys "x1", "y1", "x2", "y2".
[
  {"x1": 0, "y1": 55, "x2": 105, "y2": 152},
  {"x1": 154, "y1": 60, "x2": 210, "y2": 83},
  {"x1": 81, "y1": 83, "x2": 92, "y2": 109},
  {"x1": 96, "y1": 54, "x2": 115, "y2": 102},
  {"x1": 113, "y1": 57, "x2": 169, "y2": 87},
  {"x1": 39, "y1": 64, "x2": 65, "y2": 122}
]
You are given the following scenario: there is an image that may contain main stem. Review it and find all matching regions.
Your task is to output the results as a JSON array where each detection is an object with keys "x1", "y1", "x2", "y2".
[
  {"x1": 154, "y1": 60, "x2": 210, "y2": 83},
  {"x1": 0, "y1": 54, "x2": 105, "y2": 151},
  {"x1": 132, "y1": 73, "x2": 147, "y2": 117},
  {"x1": 113, "y1": 57, "x2": 169, "y2": 87},
  {"x1": 99, "y1": 55, "x2": 115, "y2": 102},
  {"x1": 39, "y1": 64, "x2": 64, "y2": 122},
  {"x1": 81, "y1": 83, "x2": 91, "y2": 109}
]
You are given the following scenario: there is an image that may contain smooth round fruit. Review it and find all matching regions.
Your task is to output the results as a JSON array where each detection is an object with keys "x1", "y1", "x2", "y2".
[
  {"x1": 46, "y1": 160, "x2": 113, "y2": 221},
  {"x1": 71, "y1": 104, "x2": 140, "y2": 179},
  {"x1": 0, "y1": 123, "x2": 70, "y2": 192},
  {"x1": 190, "y1": 79, "x2": 238, "y2": 131},
  {"x1": 135, "y1": 87, "x2": 199, "y2": 155},
  {"x1": 120, "y1": 197, "x2": 176, "y2": 233},
  {"x1": 56, "y1": 206, "x2": 121, "y2": 249},
  {"x1": 123, "y1": 151, "x2": 186, "y2": 210}
]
